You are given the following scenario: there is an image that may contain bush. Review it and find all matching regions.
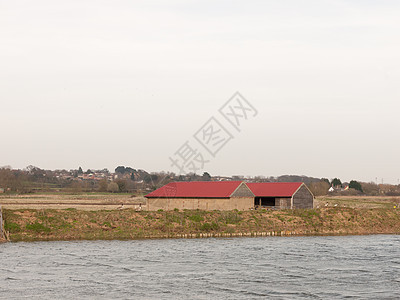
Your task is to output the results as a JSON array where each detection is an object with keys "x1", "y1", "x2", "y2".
[
  {"x1": 103, "y1": 222, "x2": 112, "y2": 228},
  {"x1": 5, "y1": 222, "x2": 21, "y2": 232},
  {"x1": 349, "y1": 180, "x2": 363, "y2": 193},
  {"x1": 218, "y1": 211, "x2": 242, "y2": 224},
  {"x1": 188, "y1": 214, "x2": 204, "y2": 222},
  {"x1": 26, "y1": 222, "x2": 51, "y2": 233},
  {"x1": 200, "y1": 222, "x2": 220, "y2": 231},
  {"x1": 115, "y1": 179, "x2": 127, "y2": 192},
  {"x1": 166, "y1": 214, "x2": 182, "y2": 224},
  {"x1": 107, "y1": 182, "x2": 119, "y2": 193},
  {"x1": 291, "y1": 209, "x2": 320, "y2": 220},
  {"x1": 309, "y1": 181, "x2": 330, "y2": 196}
]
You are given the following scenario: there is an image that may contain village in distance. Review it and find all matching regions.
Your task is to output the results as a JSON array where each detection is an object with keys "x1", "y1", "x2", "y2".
[{"x1": 0, "y1": 165, "x2": 399, "y2": 198}]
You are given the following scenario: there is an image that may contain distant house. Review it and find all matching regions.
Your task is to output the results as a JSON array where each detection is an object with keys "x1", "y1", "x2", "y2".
[
  {"x1": 0, "y1": 188, "x2": 4, "y2": 194},
  {"x1": 329, "y1": 185, "x2": 349, "y2": 193},
  {"x1": 145, "y1": 181, "x2": 314, "y2": 211}
]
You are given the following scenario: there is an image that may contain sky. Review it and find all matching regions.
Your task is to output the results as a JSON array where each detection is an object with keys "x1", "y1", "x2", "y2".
[{"x1": 1, "y1": 0, "x2": 399, "y2": 184}]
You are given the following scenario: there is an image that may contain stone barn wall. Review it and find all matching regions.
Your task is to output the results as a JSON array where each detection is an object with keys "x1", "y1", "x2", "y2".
[{"x1": 147, "y1": 197, "x2": 254, "y2": 211}]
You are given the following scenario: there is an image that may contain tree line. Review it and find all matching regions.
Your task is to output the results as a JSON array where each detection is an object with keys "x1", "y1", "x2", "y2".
[{"x1": 0, "y1": 165, "x2": 399, "y2": 196}]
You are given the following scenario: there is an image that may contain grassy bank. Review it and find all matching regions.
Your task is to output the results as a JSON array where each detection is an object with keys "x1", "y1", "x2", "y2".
[{"x1": 3, "y1": 207, "x2": 400, "y2": 242}]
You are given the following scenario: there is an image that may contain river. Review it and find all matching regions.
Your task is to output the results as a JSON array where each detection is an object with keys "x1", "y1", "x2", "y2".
[{"x1": 1, "y1": 235, "x2": 400, "y2": 299}]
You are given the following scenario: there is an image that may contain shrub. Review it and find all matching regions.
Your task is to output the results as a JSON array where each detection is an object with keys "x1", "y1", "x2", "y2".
[
  {"x1": 59, "y1": 222, "x2": 73, "y2": 229},
  {"x1": 224, "y1": 227, "x2": 235, "y2": 234},
  {"x1": 103, "y1": 222, "x2": 112, "y2": 228},
  {"x1": 107, "y1": 182, "x2": 119, "y2": 193},
  {"x1": 188, "y1": 214, "x2": 204, "y2": 222},
  {"x1": 145, "y1": 214, "x2": 154, "y2": 220},
  {"x1": 200, "y1": 222, "x2": 220, "y2": 231},
  {"x1": 349, "y1": 180, "x2": 363, "y2": 193},
  {"x1": 276, "y1": 215, "x2": 286, "y2": 222},
  {"x1": 166, "y1": 214, "x2": 182, "y2": 224},
  {"x1": 26, "y1": 222, "x2": 51, "y2": 233},
  {"x1": 219, "y1": 211, "x2": 242, "y2": 224},
  {"x1": 5, "y1": 222, "x2": 21, "y2": 232}
]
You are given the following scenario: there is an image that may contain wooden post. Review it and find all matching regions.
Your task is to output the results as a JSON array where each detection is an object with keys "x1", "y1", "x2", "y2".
[{"x1": 0, "y1": 205, "x2": 6, "y2": 241}]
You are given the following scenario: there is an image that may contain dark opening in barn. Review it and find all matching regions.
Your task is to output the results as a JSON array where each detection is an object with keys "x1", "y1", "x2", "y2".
[{"x1": 254, "y1": 197, "x2": 275, "y2": 207}]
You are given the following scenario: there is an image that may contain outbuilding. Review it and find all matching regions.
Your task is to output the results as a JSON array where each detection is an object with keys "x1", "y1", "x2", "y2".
[
  {"x1": 145, "y1": 181, "x2": 314, "y2": 211},
  {"x1": 246, "y1": 182, "x2": 314, "y2": 209},
  {"x1": 145, "y1": 181, "x2": 254, "y2": 211}
]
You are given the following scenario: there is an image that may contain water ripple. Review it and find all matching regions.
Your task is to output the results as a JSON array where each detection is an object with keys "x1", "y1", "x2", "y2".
[{"x1": 1, "y1": 235, "x2": 399, "y2": 299}]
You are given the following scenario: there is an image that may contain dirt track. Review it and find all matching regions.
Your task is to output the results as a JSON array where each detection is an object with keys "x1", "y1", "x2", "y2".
[{"x1": 0, "y1": 194, "x2": 147, "y2": 211}]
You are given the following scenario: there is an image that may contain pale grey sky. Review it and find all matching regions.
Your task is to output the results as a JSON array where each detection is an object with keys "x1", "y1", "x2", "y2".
[{"x1": 1, "y1": 0, "x2": 399, "y2": 183}]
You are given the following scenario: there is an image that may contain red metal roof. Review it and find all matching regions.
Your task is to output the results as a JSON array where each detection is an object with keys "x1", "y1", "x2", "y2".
[
  {"x1": 145, "y1": 181, "x2": 243, "y2": 198},
  {"x1": 246, "y1": 182, "x2": 303, "y2": 197}
]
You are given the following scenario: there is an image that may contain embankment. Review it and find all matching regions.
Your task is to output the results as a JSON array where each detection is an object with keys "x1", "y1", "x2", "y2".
[{"x1": 2, "y1": 207, "x2": 400, "y2": 242}]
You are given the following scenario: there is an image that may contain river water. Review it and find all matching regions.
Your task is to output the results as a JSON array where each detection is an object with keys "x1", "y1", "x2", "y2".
[{"x1": 1, "y1": 235, "x2": 400, "y2": 299}]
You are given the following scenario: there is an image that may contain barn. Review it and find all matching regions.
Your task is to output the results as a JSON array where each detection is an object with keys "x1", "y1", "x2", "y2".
[
  {"x1": 145, "y1": 181, "x2": 254, "y2": 211},
  {"x1": 145, "y1": 181, "x2": 314, "y2": 211},
  {"x1": 247, "y1": 182, "x2": 314, "y2": 209}
]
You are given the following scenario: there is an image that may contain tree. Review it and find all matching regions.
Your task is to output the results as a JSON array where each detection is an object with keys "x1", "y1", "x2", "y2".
[
  {"x1": 361, "y1": 182, "x2": 379, "y2": 196},
  {"x1": 115, "y1": 166, "x2": 126, "y2": 174},
  {"x1": 107, "y1": 182, "x2": 119, "y2": 193},
  {"x1": 25, "y1": 165, "x2": 45, "y2": 180},
  {"x1": 321, "y1": 178, "x2": 330, "y2": 185},
  {"x1": 202, "y1": 172, "x2": 211, "y2": 181},
  {"x1": 349, "y1": 180, "x2": 363, "y2": 192},
  {"x1": 116, "y1": 179, "x2": 127, "y2": 192},
  {"x1": 101, "y1": 168, "x2": 109, "y2": 174},
  {"x1": 98, "y1": 178, "x2": 108, "y2": 192},
  {"x1": 309, "y1": 180, "x2": 330, "y2": 196},
  {"x1": 331, "y1": 178, "x2": 342, "y2": 187},
  {"x1": 78, "y1": 167, "x2": 83, "y2": 175},
  {"x1": 0, "y1": 167, "x2": 24, "y2": 192},
  {"x1": 69, "y1": 180, "x2": 82, "y2": 193},
  {"x1": 144, "y1": 174, "x2": 158, "y2": 184},
  {"x1": 125, "y1": 167, "x2": 136, "y2": 174}
]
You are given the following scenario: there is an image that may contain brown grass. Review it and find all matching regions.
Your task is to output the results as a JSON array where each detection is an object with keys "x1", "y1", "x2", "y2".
[
  {"x1": 0, "y1": 193, "x2": 147, "y2": 210},
  {"x1": 315, "y1": 196, "x2": 400, "y2": 209},
  {"x1": 3, "y1": 207, "x2": 400, "y2": 242}
]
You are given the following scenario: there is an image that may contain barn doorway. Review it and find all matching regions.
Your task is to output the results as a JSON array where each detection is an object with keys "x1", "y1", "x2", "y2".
[{"x1": 254, "y1": 197, "x2": 276, "y2": 207}]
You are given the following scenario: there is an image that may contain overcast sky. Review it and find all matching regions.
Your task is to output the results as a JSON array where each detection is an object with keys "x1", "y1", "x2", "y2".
[{"x1": 1, "y1": 0, "x2": 399, "y2": 183}]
